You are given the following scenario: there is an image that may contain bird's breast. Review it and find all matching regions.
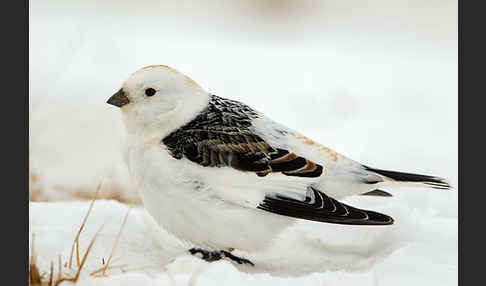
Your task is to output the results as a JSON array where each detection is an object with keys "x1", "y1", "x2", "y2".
[{"x1": 126, "y1": 135, "x2": 177, "y2": 187}]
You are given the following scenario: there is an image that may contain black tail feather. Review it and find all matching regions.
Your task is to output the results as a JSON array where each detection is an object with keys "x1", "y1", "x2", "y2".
[{"x1": 363, "y1": 165, "x2": 451, "y2": 190}]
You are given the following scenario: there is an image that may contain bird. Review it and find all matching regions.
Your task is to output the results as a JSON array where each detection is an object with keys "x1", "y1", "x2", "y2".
[{"x1": 107, "y1": 65, "x2": 452, "y2": 265}]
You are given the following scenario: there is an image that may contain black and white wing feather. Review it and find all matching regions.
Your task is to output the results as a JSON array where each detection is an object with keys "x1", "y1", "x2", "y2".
[
  {"x1": 162, "y1": 95, "x2": 395, "y2": 226},
  {"x1": 258, "y1": 187, "x2": 394, "y2": 225},
  {"x1": 163, "y1": 95, "x2": 323, "y2": 178}
]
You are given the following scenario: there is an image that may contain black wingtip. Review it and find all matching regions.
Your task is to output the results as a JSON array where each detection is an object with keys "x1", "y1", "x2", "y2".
[
  {"x1": 363, "y1": 165, "x2": 452, "y2": 190},
  {"x1": 258, "y1": 187, "x2": 395, "y2": 226},
  {"x1": 365, "y1": 210, "x2": 395, "y2": 225}
]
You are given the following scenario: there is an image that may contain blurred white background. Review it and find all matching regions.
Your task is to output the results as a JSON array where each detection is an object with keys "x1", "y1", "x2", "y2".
[{"x1": 29, "y1": 0, "x2": 457, "y2": 201}]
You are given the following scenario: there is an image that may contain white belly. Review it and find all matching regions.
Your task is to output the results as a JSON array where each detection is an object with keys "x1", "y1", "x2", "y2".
[{"x1": 127, "y1": 140, "x2": 294, "y2": 251}]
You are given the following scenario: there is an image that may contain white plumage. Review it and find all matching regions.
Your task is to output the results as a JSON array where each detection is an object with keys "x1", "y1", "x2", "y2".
[{"x1": 107, "y1": 65, "x2": 451, "y2": 259}]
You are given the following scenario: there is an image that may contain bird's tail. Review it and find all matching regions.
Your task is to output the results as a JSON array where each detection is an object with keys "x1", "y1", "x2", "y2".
[{"x1": 363, "y1": 165, "x2": 452, "y2": 190}]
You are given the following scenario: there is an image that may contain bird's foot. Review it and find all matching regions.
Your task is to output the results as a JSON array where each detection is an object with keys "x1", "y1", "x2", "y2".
[
  {"x1": 188, "y1": 248, "x2": 222, "y2": 262},
  {"x1": 188, "y1": 248, "x2": 254, "y2": 266},
  {"x1": 220, "y1": 250, "x2": 254, "y2": 266}
]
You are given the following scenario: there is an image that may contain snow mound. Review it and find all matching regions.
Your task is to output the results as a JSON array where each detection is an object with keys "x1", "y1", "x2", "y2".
[{"x1": 29, "y1": 189, "x2": 457, "y2": 285}]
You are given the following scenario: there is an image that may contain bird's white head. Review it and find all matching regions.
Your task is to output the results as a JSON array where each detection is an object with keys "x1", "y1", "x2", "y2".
[{"x1": 107, "y1": 65, "x2": 209, "y2": 136}]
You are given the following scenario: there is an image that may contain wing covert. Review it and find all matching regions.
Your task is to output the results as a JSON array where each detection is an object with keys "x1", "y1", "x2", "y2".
[
  {"x1": 162, "y1": 94, "x2": 324, "y2": 178},
  {"x1": 163, "y1": 128, "x2": 324, "y2": 178}
]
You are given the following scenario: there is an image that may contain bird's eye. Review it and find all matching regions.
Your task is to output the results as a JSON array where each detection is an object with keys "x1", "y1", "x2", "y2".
[{"x1": 145, "y1": 88, "x2": 156, "y2": 97}]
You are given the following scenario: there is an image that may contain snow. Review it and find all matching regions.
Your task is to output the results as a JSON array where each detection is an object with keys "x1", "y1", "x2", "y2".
[
  {"x1": 30, "y1": 189, "x2": 457, "y2": 285},
  {"x1": 29, "y1": 0, "x2": 457, "y2": 285}
]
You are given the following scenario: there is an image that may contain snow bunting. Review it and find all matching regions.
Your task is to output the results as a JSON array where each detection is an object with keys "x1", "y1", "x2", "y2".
[{"x1": 107, "y1": 65, "x2": 451, "y2": 265}]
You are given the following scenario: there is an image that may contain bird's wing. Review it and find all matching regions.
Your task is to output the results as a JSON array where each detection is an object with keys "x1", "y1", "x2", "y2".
[
  {"x1": 161, "y1": 95, "x2": 393, "y2": 225},
  {"x1": 163, "y1": 127, "x2": 393, "y2": 226},
  {"x1": 258, "y1": 186, "x2": 394, "y2": 225},
  {"x1": 249, "y1": 114, "x2": 392, "y2": 199},
  {"x1": 163, "y1": 128, "x2": 324, "y2": 178}
]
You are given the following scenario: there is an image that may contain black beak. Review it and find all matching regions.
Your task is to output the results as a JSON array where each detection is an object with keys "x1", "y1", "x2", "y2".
[{"x1": 107, "y1": 88, "x2": 129, "y2": 107}]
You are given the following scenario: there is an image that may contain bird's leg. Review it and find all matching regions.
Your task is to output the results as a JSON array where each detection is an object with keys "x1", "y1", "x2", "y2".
[
  {"x1": 188, "y1": 248, "x2": 254, "y2": 266},
  {"x1": 188, "y1": 248, "x2": 222, "y2": 262},
  {"x1": 220, "y1": 250, "x2": 254, "y2": 266}
]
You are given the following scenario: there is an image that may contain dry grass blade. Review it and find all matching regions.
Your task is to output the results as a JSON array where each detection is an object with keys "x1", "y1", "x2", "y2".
[
  {"x1": 48, "y1": 261, "x2": 54, "y2": 286},
  {"x1": 30, "y1": 233, "x2": 35, "y2": 266},
  {"x1": 76, "y1": 239, "x2": 80, "y2": 267},
  {"x1": 73, "y1": 223, "x2": 105, "y2": 281},
  {"x1": 100, "y1": 204, "x2": 133, "y2": 276},
  {"x1": 29, "y1": 233, "x2": 42, "y2": 285},
  {"x1": 68, "y1": 181, "x2": 102, "y2": 269},
  {"x1": 58, "y1": 255, "x2": 62, "y2": 282},
  {"x1": 57, "y1": 223, "x2": 105, "y2": 285},
  {"x1": 29, "y1": 263, "x2": 42, "y2": 285},
  {"x1": 101, "y1": 170, "x2": 147, "y2": 276},
  {"x1": 90, "y1": 264, "x2": 128, "y2": 276}
]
